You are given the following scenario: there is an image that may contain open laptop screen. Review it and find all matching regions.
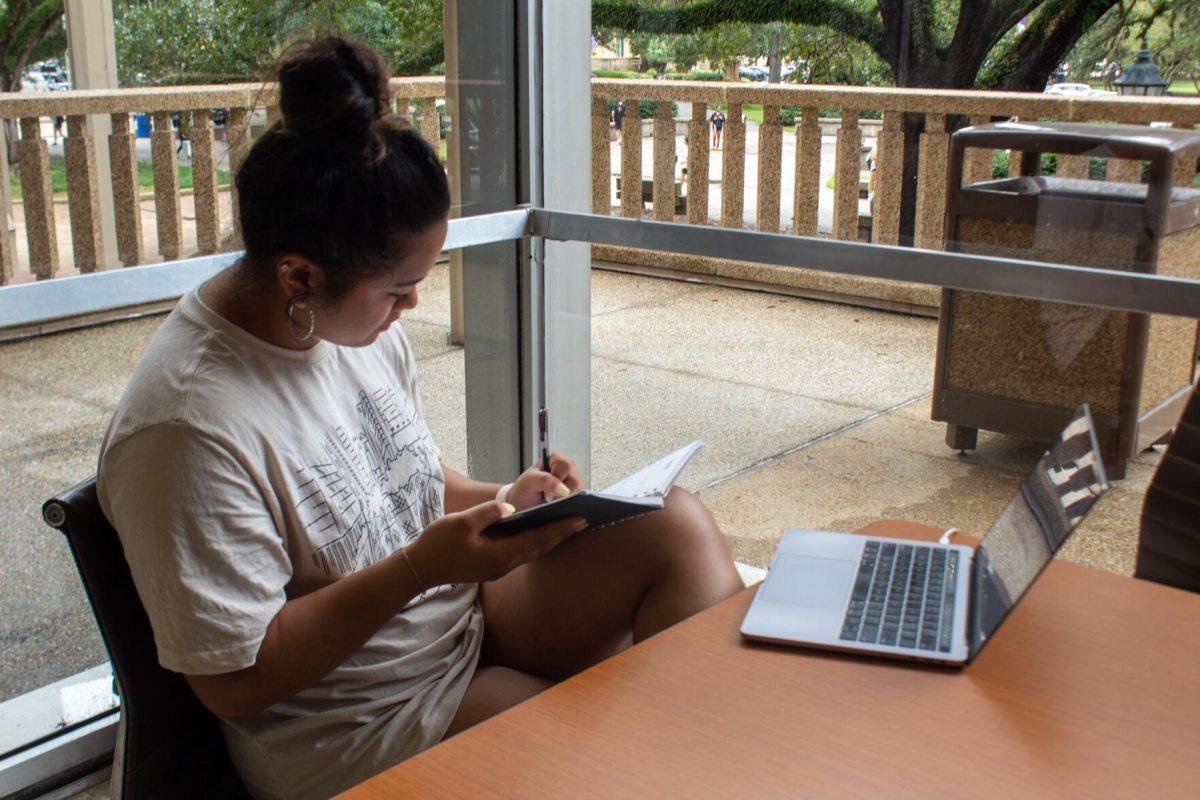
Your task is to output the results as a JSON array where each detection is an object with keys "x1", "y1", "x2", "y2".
[{"x1": 968, "y1": 405, "x2": 1109, "y2": 658}]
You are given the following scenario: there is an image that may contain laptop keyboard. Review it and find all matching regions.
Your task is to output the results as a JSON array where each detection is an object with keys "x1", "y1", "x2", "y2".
[{"x1": 839, "y1": 541, "x2": 960, "y2": 653}]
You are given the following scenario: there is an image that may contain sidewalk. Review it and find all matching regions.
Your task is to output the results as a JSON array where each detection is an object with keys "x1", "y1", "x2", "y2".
[{"x1": 0, "y1": 265, "x2": 1159, "y2": 703}]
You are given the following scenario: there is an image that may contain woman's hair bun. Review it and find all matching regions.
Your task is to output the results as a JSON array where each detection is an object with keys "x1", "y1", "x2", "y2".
[{"x1": 276, "y1": 37, "x2": 391, "y2": 157}]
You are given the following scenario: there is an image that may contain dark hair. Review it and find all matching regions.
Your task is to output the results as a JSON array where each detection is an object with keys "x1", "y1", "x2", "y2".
[{"x1": 235, "y1": 37, "x2": 450, "y2": 301}]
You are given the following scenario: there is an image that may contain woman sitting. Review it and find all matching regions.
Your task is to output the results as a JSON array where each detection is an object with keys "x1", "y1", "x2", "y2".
[{"x1": 97, "y1": 37, "x2": 742, "y2": 800}]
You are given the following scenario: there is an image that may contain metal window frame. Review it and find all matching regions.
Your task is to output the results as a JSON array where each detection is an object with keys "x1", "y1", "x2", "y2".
[{"x1": 6, "y1": 206, "x2": 1200, "y2": 332}]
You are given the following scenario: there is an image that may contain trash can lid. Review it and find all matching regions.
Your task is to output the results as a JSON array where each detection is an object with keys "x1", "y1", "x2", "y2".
[{"x1": 953, "y1": 121, "x2": 1200, "y2": 162}]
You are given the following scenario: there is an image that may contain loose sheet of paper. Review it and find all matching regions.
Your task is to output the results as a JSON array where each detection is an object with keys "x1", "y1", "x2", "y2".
[{"x1": 600, "y1": 440, "x2": 703, "y2": 498}]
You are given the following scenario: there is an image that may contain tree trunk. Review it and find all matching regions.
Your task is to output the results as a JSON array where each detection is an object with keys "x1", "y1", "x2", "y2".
[{"x1": 768, "y1": 30, "x2": 782, "y2": 83}]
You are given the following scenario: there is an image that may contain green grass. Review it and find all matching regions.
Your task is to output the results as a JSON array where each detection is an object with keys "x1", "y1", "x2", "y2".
[
  {"x1": 741, "y1": 103, "x2": 798, "y2": 133},
  {"x1": 1086, "y1": 79, "x2": 1198, "y2": 95},
  {"x1": 11, "y1": 156, "x2": 231, "y2": 200}
]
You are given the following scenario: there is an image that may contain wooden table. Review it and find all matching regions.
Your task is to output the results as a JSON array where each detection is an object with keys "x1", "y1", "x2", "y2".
[{"x1": 341, "y1": 522, "x2": 1200, "y2": 799}]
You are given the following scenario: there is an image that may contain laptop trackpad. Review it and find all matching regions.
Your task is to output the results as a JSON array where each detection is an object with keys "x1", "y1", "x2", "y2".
[{"x1": 761, "y1": 554, "x2": 856, "y2": 609}]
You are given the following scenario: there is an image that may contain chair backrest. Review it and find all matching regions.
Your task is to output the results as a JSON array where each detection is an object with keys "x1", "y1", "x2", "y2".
[
  {"x1": 1137, "y1": 383, "x2": 1200, "y2": 593},
  {"x1": 43, "y1": 477, "x2": 250, "y2": 799}
]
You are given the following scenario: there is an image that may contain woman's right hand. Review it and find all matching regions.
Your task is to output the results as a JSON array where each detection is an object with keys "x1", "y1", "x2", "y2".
[{"x1": 403, "y1": 502, "x2": 585, "y2": 588}]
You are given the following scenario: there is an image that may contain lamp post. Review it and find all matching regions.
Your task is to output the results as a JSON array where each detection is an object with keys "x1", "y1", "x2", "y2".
[{"x1": 1113, "y1": 44, "x2": 1170, "y2": 96}]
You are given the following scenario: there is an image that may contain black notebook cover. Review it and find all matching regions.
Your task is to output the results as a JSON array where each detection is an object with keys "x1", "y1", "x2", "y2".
[{"x1": 484, "y1": 492, "x2": 662, "y2": 538}]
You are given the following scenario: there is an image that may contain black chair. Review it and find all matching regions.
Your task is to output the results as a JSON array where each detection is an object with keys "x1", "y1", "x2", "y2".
[
  {"x1": 1136, "y1": 382, "x2": 1200, "y2": 593},
  {"x1": 43, "y1": 477, "x2": 251, "y2": 799}
]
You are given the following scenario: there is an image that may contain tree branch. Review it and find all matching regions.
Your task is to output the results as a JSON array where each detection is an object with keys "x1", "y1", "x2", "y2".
[
  {"x1": 592, "y1": 0, "x2": 886, "y2": 54},
  {"x1": 9, "y1": 2, "x2": 62, "y2": 92},
  {"x1": 978, "y1": 0, "x2": 1118, "y2": 90}
]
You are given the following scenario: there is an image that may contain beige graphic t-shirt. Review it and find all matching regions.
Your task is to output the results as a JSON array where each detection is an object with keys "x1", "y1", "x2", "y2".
[{"x1": 97, "y1": 289, "x2": 482, "y2": 800}]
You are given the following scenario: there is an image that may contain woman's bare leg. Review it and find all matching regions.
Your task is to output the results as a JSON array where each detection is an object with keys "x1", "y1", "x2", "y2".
[
  {"x1": 444, "y1": 665, "x2": 552, "y2": 738},
  {"x1": 478, "y1": 487, "x2": 743, "y2": 681}
]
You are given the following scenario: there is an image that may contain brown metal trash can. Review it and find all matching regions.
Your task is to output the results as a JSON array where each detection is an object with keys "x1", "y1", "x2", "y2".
[{"x1": 932, "y1": 122, "x2": 1200, "y2": 479}]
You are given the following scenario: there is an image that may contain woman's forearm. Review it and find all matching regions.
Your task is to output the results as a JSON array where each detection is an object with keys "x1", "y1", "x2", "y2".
[
  {"x1": 442, "y1": 463, "x2": 502, "y2": 512},
  {"x1": 185, "y1": 548, "x2": 421, "y2": 719}
]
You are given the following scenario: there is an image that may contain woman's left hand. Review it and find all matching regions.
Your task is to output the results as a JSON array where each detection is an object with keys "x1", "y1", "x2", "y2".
[{"x1": 506, "y1": 451, "x2": 587, "y2": 511}]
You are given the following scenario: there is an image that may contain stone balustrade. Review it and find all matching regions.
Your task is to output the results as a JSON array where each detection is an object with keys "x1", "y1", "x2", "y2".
[
  {"x1": 3, "y1": 76, "x2": 1199, "y2": 320},
  {"x1": 0, "y1": 77, "x2": 446, "y2": 286},
  {"x1": 590, "y1": 79, "x2": 1200, "y2": 313}
]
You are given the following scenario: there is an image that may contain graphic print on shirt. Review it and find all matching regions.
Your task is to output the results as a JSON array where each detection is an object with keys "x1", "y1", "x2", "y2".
[{"x1": 292, "y1": 385, "x2": 445, "y2": 590}]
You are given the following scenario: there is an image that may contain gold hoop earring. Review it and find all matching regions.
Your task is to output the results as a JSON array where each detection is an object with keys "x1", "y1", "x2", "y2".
[{"x1": 284, "y1": 296, "x2": 316, "y2": 342}]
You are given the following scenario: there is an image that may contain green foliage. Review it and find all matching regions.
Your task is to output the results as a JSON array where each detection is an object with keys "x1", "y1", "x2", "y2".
[
  {"x1": 685, "y1": 68, "x2": 723, "y2": 80},
  {"x1": 594, "y1": 68, "x2": 640, "y2": 78},
  {"x1": 1065, "y1": 0, "x2": 1200, "y2": 90},
  {"x1": 0, "y1": 1, "x2": 67, "y2": 91},
  {"x1": 113, "y1": 0, "x2": 445, "y2": 86},
  {"x1": 594, "y1": 0, "x2": 1129, "y2": 92},
  {"x1": 990, "y1": 151, "x2": 1062, "y2": 178},
  {"x1": 11, "y1": 154, "x2": 230, "y2": 199},
  {"x1": 605, "y1": 98, "x2": 679, "y2": 118}
]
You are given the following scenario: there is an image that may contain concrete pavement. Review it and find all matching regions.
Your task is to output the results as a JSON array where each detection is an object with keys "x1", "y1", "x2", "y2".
[{"x1": 0, "y1": 264, "x2": 1160, "y2": 703}]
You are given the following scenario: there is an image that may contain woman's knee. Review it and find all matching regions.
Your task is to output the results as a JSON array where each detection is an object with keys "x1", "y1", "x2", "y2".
[{"x1": 657, "y1": 487, "x2": 729, "y2": 556}]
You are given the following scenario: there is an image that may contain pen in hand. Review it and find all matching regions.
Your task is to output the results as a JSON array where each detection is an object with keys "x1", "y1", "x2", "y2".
[{"x1": 539, "y1": 405, "x2": 551, "y2": 475}]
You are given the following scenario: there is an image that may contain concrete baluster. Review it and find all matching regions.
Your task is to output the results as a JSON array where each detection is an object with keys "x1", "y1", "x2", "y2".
[
  {"x1": 419, "y1": 98, "x2": 440, "y2": 151},
  {"x1": 652, "y1": 101, "x2": 675, "y2": 221},
  {"x1": 687, "y1": 101, "x2": 709, "y2": 224},
  {"x1": 1058, "y1": 154, "x2": 1089, "y2": 179},
  {"x1": 591, "y1": 96, "x2": 611, "y2": 215},
  {"x1": 64, "y1": 115, "x2": 104, "y2": 273},
  {"x1": 1172, "y1": 119, "x2": 1198, "y2": 187},
  {"x1": 620, "y1": 98, "x2": 642, "y2": 218},
  {"x1": 150, "y1": 110, "x2": 182, "y2": 261},
  {"x1": 18, "y1": 116, "x2": 59, "y2": 279},
  {"x1": 756, "y1": 104, "x2": 782, "y2": 233},
  {"x1": 962, "y1": 115, "x2": 993, "y2": 185},
  {"x1": 833, "y1": 109, "x2": 862, "y2": 241},
  {"x1": 108, "y1": 112, "x2": 143, "y2": 266},
  {"x1": 1107, "y1": 122, "x2": 1146, "y2": 183},
  {"x1": 0, "y1": 122, "x2": 13, "y2": 284},
  {"x1": 720, "y1": 102, "x2": 745, "y2": 228},
  {"x1": 226, "y1": 107, "x2": 251, "y2": 244},
  {"x1": 792, "y1": 107, "x2": 821, "y2": 237},
  {"x1": 190, "y1": 110, "x2": 221, "y2": 254},
  {"x1": 914, "y1": 113, "x2": 950, "y2": 250},
  {"x1": 871, "y1": 110, "x2": 904, "y2": 246}
]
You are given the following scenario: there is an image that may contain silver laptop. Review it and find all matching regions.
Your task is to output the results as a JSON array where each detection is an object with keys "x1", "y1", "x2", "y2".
[{"x1": 740, "y1": 405, "x2": 1108, "y2": 666}]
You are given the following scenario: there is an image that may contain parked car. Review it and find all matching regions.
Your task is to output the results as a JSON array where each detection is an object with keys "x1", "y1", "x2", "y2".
[
  {"x1": 739, "y1": 65, "x2": 768, "y2": 82},
  {"x1": 1043, "y1": 82, "x2": 1115, "y2": 97}
]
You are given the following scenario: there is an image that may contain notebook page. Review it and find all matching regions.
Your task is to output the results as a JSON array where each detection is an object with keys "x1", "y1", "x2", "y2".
[{"x1": 600, "y1": 440, "x2": 703, "y2": 498}]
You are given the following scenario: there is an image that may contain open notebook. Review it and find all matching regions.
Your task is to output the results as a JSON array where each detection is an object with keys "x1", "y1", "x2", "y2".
[{"x1": 485, "y1": 441, "x2": 702, "y2": 538}]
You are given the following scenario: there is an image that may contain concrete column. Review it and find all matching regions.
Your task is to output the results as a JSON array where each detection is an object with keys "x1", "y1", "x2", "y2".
[
  {"x1": 686, "y1": 101, "x2": 708, "y2": 224},
  {"x1": 832, "y1": 109, "x2": 862, "y2": 241},
  {"x1": 64, "y1": 0, "x2": 119, "y2": 268},
  {"x1": 63, "y1": 115, "x2": 103, "y2": 272},
  {"x1": 962, "y1": 115, "x2": 993, "y2": 185},
  {"x1": 0, "y1": 123, "x2": 15, "y2": 284},
  {"x1": 590, "y1": 95, "x2": 611, "y2": 215},
  {"x1": 914, "y1": 113, "x2": 950, "y2": 250},
  {"x1": 871, "y1": 110, "x2": 904, "y2": 246},
  {"x1": 792, "y1": 107, "x2": 821, "y2": 236},
  {"x1": 720, "y1": 102, "x2": 745, "y2": 227},
  {"x1": 619, "y1": 98, "x2": 642, "y2": 218},
  {"x1": 652, "y1": 101, "x2": 675, "y2": 221},
  {"x1": 1058, "y1": 154, "x2": 1089, "y2": 180},
  {"x1": 755, "y1": 104, "x2": 782, "y2": 232}
]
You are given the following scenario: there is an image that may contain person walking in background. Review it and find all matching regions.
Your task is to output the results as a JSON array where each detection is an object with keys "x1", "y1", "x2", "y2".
[
  {"x1": 710, "y1": 108, "x2": 726, "y2": 149},
  {"x1": 52, "y1": 115, "x2": 64, "y2": 144},
  {"x1": 612, "y1": 100, "x2": 625, "y2": 130}
]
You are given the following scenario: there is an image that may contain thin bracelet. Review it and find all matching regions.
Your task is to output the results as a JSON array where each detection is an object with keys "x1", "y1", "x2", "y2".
[
  {"x1": 495, "y1": 483, "x2": 513, "y2": 504},
  {"x1": 399, "y1": 547, "x2": 425, "y2": 593}
]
